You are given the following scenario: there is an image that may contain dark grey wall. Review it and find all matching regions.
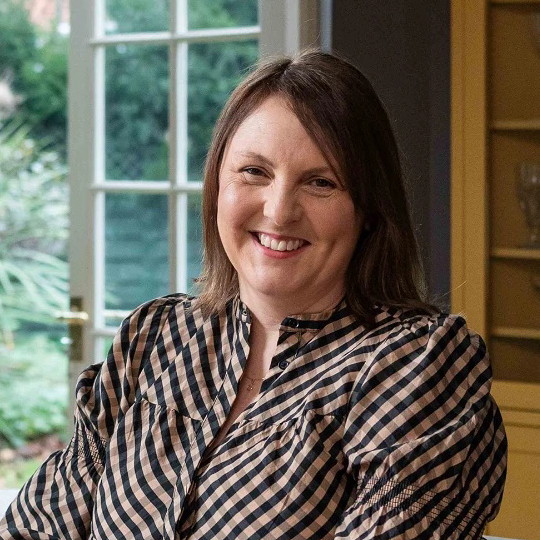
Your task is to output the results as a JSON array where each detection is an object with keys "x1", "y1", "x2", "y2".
[{"x1": 330, "y1": 0, "x2": 451, "y2": 307}]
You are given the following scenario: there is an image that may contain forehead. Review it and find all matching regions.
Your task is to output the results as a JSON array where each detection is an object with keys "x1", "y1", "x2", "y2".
[
  {"x1": 231, "y1": 96, "x2": 306, "y2": 141},
  {"x1": 223, "y1": 96, "x2": 336, "y2": 168}
]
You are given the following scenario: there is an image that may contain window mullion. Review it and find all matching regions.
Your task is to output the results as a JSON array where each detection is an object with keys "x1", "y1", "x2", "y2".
[
  {"x1": 169, "y1": 0, "x2": 179, "y2": 295},
  {"x1": 172, "y1": 0, "x2": 189, "y2": 293},
  {"x1": 92, "y1": 38, "x2": 106, "y2": 341}
]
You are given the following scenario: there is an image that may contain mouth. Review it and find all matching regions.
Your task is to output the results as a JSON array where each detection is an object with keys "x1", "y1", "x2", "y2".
[{"x1": 252, "y1": 232, "x2": 308, "y2": 252}]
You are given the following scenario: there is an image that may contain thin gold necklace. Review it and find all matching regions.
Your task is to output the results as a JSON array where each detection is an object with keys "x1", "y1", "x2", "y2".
[{"x1": 242, "y1": 375, "x2": 264, "y2": 391}]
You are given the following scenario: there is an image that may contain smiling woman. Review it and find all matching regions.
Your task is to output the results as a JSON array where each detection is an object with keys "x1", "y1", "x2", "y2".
[
  {"x1": 0, "y1": 50, "x2": 507, "y2": 540},
  {"x1": 217, "y1": 96, "x2": 361, "y2": 319}
]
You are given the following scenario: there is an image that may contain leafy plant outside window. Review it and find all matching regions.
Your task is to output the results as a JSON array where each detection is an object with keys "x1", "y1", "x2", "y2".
[{"x1": 0, "y1": 121, "x2": 68, "y2": 348}]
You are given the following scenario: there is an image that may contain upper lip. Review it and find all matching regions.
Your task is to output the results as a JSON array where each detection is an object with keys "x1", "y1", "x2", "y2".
[{"x1": 252, "y1": 231, "x2": 309, "y2": 243}]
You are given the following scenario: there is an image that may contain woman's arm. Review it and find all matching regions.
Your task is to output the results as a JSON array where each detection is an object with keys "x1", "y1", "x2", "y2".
[
  {"x1": 0, "y1": 297, "x2": 174, "y2": 540},
  {"x1": 334, "y1": 314, "x2": 507, "y2": 539}
]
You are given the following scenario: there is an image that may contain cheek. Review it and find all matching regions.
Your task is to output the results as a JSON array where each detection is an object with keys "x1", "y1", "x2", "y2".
[
  {"x1": 331, "y1": 216, "x2": 362, "y2": 265},
  {"x1": 217, "y1": 187, "x2": 239, "y2": 230},
  {"x1": 217, "y1": 187, "x2": 253, "y2": 255},
  {"x1": 323, "y1": 202, "x2": 362, "y2": 244},
  {"x1": 218, "y1": 183, "x2": 258, "y2": 228}
]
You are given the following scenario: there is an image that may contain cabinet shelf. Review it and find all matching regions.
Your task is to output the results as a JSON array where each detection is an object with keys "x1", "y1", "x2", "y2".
[
  {"x1": 491, "y1": 0, "x2": 540, "y2": 3},
  {"x1": 454, "y1": 1, "x2": 540, "y2": 535},
  {"x1": 492, "y1": 326, "x2": 540, "y2": 340},
  {"x1": 491, "y1": 247, "x2": 540, "y2": 259},
  {"x1": 491, "y1": 120, "x2": 540, "y2": 131}
]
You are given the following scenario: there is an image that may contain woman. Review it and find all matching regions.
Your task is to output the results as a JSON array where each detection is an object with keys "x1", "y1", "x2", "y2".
[{"x1": 1, "y1": 50, "x2": 506, "y2": 539}]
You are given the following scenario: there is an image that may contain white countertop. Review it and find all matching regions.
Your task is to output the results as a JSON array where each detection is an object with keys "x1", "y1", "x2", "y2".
[{"x1": 0, "y1": 490, "x2": 18, "y2": 518}]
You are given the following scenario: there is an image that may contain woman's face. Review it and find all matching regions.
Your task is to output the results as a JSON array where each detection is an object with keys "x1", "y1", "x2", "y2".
[{"x1": 217, "y1": 96, "x2": 362, "y2": 312}]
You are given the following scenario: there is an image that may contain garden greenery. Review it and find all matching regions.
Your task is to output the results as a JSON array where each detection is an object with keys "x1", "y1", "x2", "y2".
[
  {"x1": 0, "y1": 0, "x2": 258, "y2": 452},
  {"x1": 0, "y1": 121, "x2": 68, "y2": 349},
  {"x1": 0, "y1": 0, "x2": 70, "y2": 451}
]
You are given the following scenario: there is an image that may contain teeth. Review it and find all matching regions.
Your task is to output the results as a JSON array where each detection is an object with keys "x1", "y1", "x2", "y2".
[{"x1": 258, "y1": 233, "x2": 303, "y2": 252}]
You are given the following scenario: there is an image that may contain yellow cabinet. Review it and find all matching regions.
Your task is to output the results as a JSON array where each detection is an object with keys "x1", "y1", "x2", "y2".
[{"x1": 451, "y1": 0, "x2": 540, "y2": 537}]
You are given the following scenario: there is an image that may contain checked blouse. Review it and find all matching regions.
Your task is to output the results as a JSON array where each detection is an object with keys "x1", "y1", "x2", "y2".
[{"x1": 0, "y1": 295, "x2": 507, "y2": 539}]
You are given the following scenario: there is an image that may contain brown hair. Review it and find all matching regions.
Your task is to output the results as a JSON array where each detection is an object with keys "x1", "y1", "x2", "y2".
[{"x1": 197, "y1": 49, "x2": 436, "y2": 325}]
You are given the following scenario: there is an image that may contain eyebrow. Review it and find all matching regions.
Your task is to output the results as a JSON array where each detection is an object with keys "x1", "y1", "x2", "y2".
[
  {"x1": 234, "y1": 151, "x2": 335, "y2": 176},
  {"x1": 236, "y1": 152, "x2": 275, "y2": 168}
]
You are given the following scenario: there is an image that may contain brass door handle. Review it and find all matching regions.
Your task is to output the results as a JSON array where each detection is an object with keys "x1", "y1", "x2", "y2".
[
  {"x1": 56, "y1": 297, "x2": 86, "y2": 364},
  {"x1": 55, "y1": 310, "x2": 89, "y2": 324}
]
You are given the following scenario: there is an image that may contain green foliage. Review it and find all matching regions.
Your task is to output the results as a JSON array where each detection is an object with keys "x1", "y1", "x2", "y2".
[
  {"x1": 100, "y1": 1, "x2": 257, "y2": 306},
  {"x1": 104, "y1": 43, "x2": 169, "y2": 180},
  {"x1": 106, "y1": 0, "x2": 170, "y2": 34},
  {"x1": 0, "y1": 0, "x2": 68, "y2": 153},
  {"x1": 0, "y1": 334, "x2": 68, "y2": 448},
  {"x1": 188, "y1": 0, "x2": 258, "y2": 29},
  {"x1": 19, "y1": 34, "x2": 68, "y2": 152},
  {"x1": 0, "y1": 0, "x2": 36, "y2": 77},
  {"x1": 0, "y1": 0, "x2": 257, "y2": 179},
  {"x1": 0, "y1": 121, "x2": 68, "y2": 346},
  {"x1": 103, "y1": 0, "x2": 257, "y2": 182},
  {"x1": 0, "y1": 0, "x2": 258, "y2": 457},
  {"x1": 187, "y1": 40, "x2": 257, "y2": 180},
  {"x1": 0, "y1": 2, "x2": 70, "y2": 457},
  {"x1": 0, "y1": 458, "x2": 41, "y2": 489}
]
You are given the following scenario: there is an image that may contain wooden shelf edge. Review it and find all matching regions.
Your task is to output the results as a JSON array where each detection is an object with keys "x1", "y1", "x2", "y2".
[
  {"x1": 491, "y1": 380, "x2": 540, "y2": 412},
  {"x1": 500, "y1": 408, "x2": 540, "y2": 428},
  {"x1": 491, "y1": 120, "x2": 540, "y2": 131},
  {"x1": 492, "y1": 326, "x2": 540, "y2": 340},
  {"x1": 491, "y1": 0, "x2": 540, "y2": 4},
  {"x1": 491, "y1": 247, "x2": 540, "y2": 259}
]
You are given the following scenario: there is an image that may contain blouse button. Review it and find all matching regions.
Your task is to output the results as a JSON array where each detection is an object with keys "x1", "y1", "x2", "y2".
[{"x1": 278, "y1": 360, "x2": 289, "y2": 370}]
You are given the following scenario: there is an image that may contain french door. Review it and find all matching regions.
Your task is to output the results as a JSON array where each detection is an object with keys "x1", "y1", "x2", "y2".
[{"x1": 67, "y1": 0, "x2": 320, "y2": 414}]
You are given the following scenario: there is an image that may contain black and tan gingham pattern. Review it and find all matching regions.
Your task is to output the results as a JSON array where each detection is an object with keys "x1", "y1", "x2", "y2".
[{"x1": 0, "y1": 295, "x2": 507, "y2": 539}]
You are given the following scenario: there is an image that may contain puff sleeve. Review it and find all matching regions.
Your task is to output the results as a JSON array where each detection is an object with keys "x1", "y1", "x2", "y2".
[
  {"x1": 0, "y1": 298, "x2": 174, "y2": 540},
  {"x1": 334, "y1": 314, "x2": 507, "y2": 539}
]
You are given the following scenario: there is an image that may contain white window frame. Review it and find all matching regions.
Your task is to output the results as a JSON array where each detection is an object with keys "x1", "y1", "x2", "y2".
[{"x1": 67, "y1": 0, "x2": 321, "y2": 391}]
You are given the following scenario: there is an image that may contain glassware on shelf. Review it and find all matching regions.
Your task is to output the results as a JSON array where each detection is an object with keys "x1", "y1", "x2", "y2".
[{"x1": 517, "y1": 162, "x2": 540, "y2": 248}]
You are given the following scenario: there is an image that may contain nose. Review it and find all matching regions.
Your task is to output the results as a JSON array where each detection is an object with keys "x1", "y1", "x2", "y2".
[{"x1": 262, "y1": 181, "x2": 302, "y2": 226}]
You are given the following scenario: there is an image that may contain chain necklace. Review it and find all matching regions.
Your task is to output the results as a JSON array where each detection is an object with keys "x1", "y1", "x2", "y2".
[{"x1": 242, "y1": 375, "x2": 264, "y2": 391}]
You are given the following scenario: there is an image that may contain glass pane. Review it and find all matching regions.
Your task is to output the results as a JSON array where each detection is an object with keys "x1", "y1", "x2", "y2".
[
  {"x1": 105, "y1": 0, "x2": 170, "y2": 34},
  {"x1": 100, "y1": 337, "x2": 114, "y2": 361},
  {"x1": 105, "y1": 45, "x2": 169, "y2": 181},
  {"x1": 103, "y1": 311, "x2": 129, "y2": 329},
  {"x1": 105, "y1": 193, "x2": 169, "y2": 318},
  {"x1": 188, "y1": 0, "x2": 258, "y2": 30},
  {"x1": 187, "y1": 193, "x2": 203, "y2": 294},
  {"x1": 187, "y1": 40, "x2": 258, "y2": 182}
]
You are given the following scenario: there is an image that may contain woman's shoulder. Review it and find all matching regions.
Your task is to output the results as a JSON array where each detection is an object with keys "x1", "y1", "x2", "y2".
[
  {"x1": 115, "y1": 292, "x2": 209, "y2": 336},
  {"x1": 75, "y1": 293, "x2": 204, "y2": 433},
  {"x1": 127, "y1": 292, "x2": 196, "y2": 317},
  {"x1": 372, "y1": 304, "x2": 481, "y2": 342},
  {"x1": 347, "y1": 305, "x2": 493, "y2": 421},
  {"x1": 362, "y1": 305, "x2": 488, "y2": 372},
  {"x1": 80, "y1": 293, "x2": 200, "y2": 386}
]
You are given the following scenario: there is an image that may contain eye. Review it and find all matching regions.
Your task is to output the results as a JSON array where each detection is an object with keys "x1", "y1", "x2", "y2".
[
  {"x1": 309, "y1": 177, "x2": 337, "y2": 189},
  {"x1": 242, "y1": 167, "x2": 265, "y2": 176}
]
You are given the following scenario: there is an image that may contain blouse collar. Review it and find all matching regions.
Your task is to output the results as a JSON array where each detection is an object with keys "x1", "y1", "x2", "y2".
[{"x1": 233, "y1": 295, "x2": 349, "y2": 332}]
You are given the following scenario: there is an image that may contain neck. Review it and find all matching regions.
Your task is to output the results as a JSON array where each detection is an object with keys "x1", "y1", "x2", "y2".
[
  {"x1": 238, "y1": 287, "x2": 344, "y2": 376},
  {"x1": 240, "y1": 287, "x2": 344, "y2": 331}
]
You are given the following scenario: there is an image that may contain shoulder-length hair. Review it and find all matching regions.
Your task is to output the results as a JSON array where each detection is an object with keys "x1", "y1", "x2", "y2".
[{"x1": 197, "y1": 49, "x2": 435, "y2": 325}]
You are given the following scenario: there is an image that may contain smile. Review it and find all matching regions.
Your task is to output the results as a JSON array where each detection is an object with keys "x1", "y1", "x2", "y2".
[{"x1": 255, "y1": 232, "x2": 307, "y2": 252}]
